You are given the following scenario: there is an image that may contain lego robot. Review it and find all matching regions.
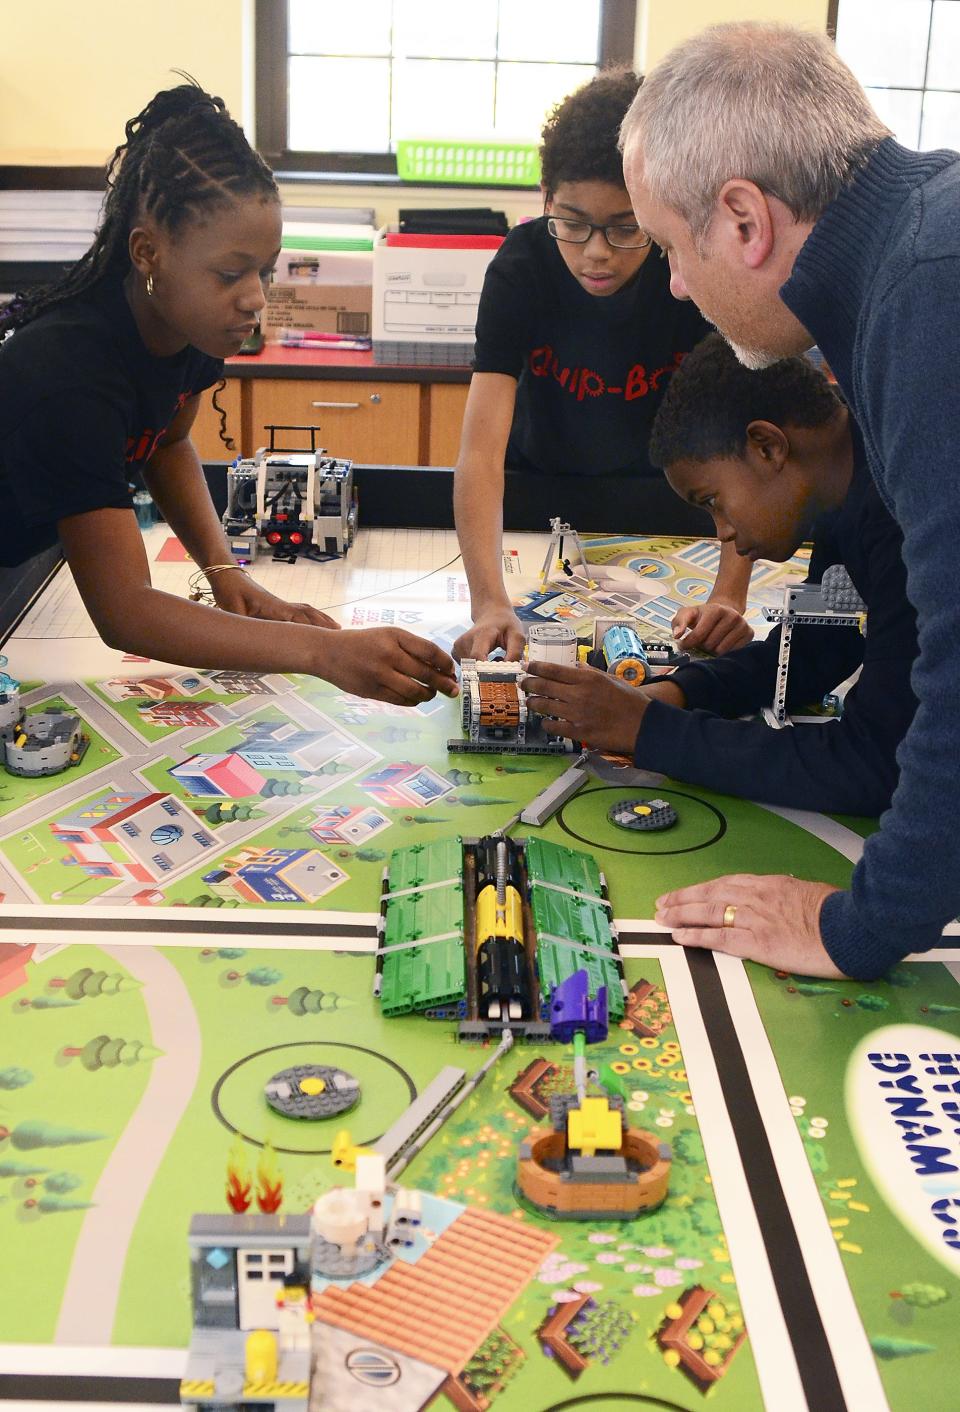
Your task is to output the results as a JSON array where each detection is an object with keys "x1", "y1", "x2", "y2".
[
  {"x1": 450, "y1": 622, "x2": 578, "y2": 755},
  {"x1": 761, "y1": 565, "x2": 866, "y2": 727},
  {"x1": 222, "y1": 423, "x2": 356, "y2": 564}
]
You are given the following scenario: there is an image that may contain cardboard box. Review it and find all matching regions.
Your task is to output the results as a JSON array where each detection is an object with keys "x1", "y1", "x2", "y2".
[
  {"x1": 372, "y1": 227, "x2": 500, "y2": 345},
  {"x1": 262, "y1": 282, "x2": 372, "y2": 339},
  {"x1": 275, "y1": 247, "x2": 374, "y2": 286}
]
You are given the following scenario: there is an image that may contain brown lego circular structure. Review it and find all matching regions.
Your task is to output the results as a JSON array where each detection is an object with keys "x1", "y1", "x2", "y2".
[{"x1": 516, "y1": 1122, "x2": 671, "y2": 1220}]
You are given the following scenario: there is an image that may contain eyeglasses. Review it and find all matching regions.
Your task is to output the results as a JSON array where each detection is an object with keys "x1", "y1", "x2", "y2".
[{"x1": 546, "y1": 215, "x2": 652, "y2": 250}]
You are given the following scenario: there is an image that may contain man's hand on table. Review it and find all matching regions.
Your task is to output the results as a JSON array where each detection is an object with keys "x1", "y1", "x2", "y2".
[
  {"x1": 672, "y1": 601, "x2": 753, "y2": 654},
  {"x1": 655, "y1": 873, "x2": 846, "y2": 978},
  {"x1": 453, "y1": 607, "x2": 526, "y2": 663}
]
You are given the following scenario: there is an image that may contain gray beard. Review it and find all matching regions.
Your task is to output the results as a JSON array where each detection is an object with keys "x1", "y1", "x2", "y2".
[{"x1": 726, "y1": 337, "x2": 783, "y2": 371}]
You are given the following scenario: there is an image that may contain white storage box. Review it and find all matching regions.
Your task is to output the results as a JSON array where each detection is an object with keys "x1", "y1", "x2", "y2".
[{"x1": 372, "y1": 228, "x2": 500, "y2": 347}]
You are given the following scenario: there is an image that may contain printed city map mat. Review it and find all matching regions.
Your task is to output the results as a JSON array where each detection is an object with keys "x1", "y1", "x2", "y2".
[
  {"x1": 0, "y1": 665, "x2": 861, "y2": 920},
  {"x1": 517, "y1": 534, "x2": 811, "y2": 642},
  {"x1": 734, "y1": 957, "x2": 960, "y2": 1412},
  {"x1": 4, "y1": 932, "x2": 957, "y2": 1410},
  {"x1": 0, "y1": 936, "x2": 793, "y2": 1409}
]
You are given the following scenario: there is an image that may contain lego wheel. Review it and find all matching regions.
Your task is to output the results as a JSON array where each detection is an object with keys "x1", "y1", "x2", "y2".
[{"x1": 608, "y1": 797, "x2": 678, "y2": 831}]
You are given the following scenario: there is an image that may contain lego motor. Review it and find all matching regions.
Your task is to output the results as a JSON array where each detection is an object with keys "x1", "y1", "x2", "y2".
[{"x1": 598, "y1": 623, "x2": 650, "y2": 685}]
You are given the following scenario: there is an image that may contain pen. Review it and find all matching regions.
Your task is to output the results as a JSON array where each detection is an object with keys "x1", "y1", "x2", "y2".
[{"x1": 276, "y1": 328, "x2": 370, "y2": 343}]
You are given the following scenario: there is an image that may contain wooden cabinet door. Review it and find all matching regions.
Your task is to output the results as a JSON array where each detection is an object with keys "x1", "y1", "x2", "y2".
[
  {"x1": 427, "y1": 384, "x2": 470, "y2": 466},
  {"x1": 190, "y1": 379, "x2": 243, "y2": 462},
  {"x1": 249, "y1": 379, "x2": 420, "y2": 463}
]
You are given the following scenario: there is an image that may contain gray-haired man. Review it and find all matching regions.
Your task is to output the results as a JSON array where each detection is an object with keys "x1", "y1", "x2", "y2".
[{"x1": 619, "y1": 21, "x2": 960, "y2": 981}]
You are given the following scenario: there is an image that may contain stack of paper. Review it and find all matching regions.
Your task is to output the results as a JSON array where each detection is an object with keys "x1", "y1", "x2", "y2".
[{"x1": 0, "y1": 190, "x2": 102, "y2": 262}]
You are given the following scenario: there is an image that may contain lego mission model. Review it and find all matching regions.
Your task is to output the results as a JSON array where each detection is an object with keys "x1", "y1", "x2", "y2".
[
  {"x1": 376, "y1": 832, "x2": 626, "y2": 1041},
  {"x1": 222, "y1": 424, "x2": 356, "y2": 565},
  {"x1": 0, "y1": 657, "x2": 89, "y2": 777}
]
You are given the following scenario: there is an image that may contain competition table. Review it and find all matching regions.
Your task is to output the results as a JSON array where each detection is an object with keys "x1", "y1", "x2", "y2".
[{"x1": 0, "y1": 519, "x2": 957, "y2": 1412}]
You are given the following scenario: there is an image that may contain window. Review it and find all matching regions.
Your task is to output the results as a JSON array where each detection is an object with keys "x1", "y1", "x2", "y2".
[
  {"x1": 832, "y1": 0, "x2": 960, "y2": 150},
  {"x1": 256, "y1": 0, "x2": 637, "y2": 179}
]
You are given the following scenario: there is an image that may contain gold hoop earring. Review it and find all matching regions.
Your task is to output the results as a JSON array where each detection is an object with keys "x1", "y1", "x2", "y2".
[{"x1": 146, "y1": 274, "x2": 154, "y2": 297}]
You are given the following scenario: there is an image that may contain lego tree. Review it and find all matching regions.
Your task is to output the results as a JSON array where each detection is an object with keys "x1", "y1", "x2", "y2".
[
  {"x1": 48, "y1": 967, "x2": 140, "y2": 1000},
  {"x1": 270, "y1": 985, "x2": 354, "y2": 1016},
  {"x1": 60, "y1": 1036, "x2": 163, "y2": 1071}
]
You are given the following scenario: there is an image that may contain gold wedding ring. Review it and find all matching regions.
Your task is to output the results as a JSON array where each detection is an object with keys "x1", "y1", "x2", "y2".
[{"x1": 722, "y1": 904, "x2": 737, "y2": 928}]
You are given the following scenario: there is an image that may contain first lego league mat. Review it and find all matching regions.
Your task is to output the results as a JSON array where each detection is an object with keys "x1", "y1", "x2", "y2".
[{"x1": 1, "y1": 526, "x2": 959, "y2": 1412}]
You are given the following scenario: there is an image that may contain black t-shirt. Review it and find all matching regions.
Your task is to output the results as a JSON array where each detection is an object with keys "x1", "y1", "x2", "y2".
[
  {"x1": 0, "y1": 277, "x2": 223, "y2": 566},
  {"x1": 473, "y1": 216, "x2": 710, "y2": 478}
]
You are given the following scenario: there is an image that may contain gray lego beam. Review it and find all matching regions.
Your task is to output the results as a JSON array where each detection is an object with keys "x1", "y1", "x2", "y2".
[
  {"x1": 519, "y1": 754, "x2": 588, "y2": 826},
  {"x1": 372, "y1": 1065, "x2": 466, "y2": 1172}
]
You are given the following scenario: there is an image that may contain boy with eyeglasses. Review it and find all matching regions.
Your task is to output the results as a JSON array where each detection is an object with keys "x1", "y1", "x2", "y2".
[{"x1": 452, "y1": 70, "x2": 753, "y2": 663}]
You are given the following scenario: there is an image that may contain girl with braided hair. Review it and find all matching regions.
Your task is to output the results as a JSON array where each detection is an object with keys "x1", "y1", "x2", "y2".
[{"x1": 0, "y1": 81, "x2": 457, "y2": 708}]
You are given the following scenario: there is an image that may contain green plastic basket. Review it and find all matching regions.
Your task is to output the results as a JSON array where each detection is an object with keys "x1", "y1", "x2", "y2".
[{"x1": 396, "y1": 139, "x2": 541, "y2": 187}]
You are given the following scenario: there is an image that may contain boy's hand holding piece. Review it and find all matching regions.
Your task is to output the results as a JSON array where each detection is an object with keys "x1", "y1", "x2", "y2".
[
  {"x1": 671, "y1": 601, "x2": 753, "y2": 654},
  {"x1": 522, "y1": 660, "x2": 683, "y2": 755}
]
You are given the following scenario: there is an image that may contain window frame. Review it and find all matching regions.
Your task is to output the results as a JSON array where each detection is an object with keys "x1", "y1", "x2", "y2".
[
  {"x1": 255, "y1": 0, "x2": 638, "y2": 182},
  {"x1": 829, "y1": 0, "x2": 960, "y2": 151}
]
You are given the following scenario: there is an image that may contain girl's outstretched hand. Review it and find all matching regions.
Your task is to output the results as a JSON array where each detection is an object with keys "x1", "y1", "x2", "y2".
[
  {"x1": 211, "y1": 569, "x2": 339, "y2": 629},
  {"x1": 319, "y1": 627, "x2": 460, "y2": 707}
]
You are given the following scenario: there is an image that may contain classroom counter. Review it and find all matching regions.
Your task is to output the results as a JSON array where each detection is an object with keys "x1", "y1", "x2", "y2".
[{"x1": 224, "y1": 345, "x2": 472, "y2": 383}]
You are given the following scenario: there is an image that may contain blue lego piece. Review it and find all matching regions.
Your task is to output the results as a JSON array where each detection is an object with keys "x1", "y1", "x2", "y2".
[{"x1": 549, "y1": 969, "x2": 608, "y2": 1044}]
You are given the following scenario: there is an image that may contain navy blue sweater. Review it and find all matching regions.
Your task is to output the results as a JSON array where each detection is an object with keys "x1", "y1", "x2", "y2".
[
  {"x1": 779, "y1": 138, "x2": 960, "y2": 978},
  {"x1": 633, "y1": 433, "x2": 917, "y2": 815}
]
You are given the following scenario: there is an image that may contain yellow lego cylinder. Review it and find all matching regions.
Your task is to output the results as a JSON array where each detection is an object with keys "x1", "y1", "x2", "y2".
[
  {"x1": 244, "y1": 1329, "x2": 278, "y2": 1384},
  {"x1": 474, "y1": 882, "x2": 523, "y2": 951}
]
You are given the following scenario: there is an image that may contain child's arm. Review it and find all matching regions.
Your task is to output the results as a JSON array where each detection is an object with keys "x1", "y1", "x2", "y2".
[
  {"x1": 671, "y1": 542, "x2": 754, "y2": 653},
  {"x1": 523, "y1": 605, "x2": 908, "y2": 815},
  {"x1": 143, "y1": 396, "x2": 338, "y2": 628},
  {"x1": 452, "y1": 373, "x2": 526, "y2": 661},
  {"x1": 57, "y1": 507, "x2": 458, "y2": 705}
]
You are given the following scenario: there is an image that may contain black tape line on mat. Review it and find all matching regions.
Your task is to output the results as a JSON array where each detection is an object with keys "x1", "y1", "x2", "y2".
[
  {"x1": 686, "y1": 948, "x2": 847, "y2": 1412},
  {"x1": 0, "y1": 913, "x2": 378, "y2": 939},
  {"x1": 0, "y1": 1373, "x2": 180, "y2": 1403}
]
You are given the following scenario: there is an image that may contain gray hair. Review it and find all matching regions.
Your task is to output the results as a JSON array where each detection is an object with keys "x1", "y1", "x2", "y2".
[{"x1": 620, "y1": 22, "x2": 890, "y2": 239}]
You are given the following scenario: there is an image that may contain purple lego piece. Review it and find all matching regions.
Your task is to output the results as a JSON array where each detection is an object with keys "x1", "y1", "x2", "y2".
[{"x1": 549, "y1": 969, "x2": 608, "y2": 1044}]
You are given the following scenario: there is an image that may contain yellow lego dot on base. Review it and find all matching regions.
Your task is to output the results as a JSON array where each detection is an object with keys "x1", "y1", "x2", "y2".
[
  {"x1": 299, "y1": 1077, "x2": 326, "y2": 1096},
  {"x1": 665, "y1": 1302, "x2": 684, "y2": 1320},
  {"x1": 634, "y1": 804, "x2": 652, "y2": 816},
  {"x1": 663, "y1": 1349, "x2": 681, "y2": 1368}
]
